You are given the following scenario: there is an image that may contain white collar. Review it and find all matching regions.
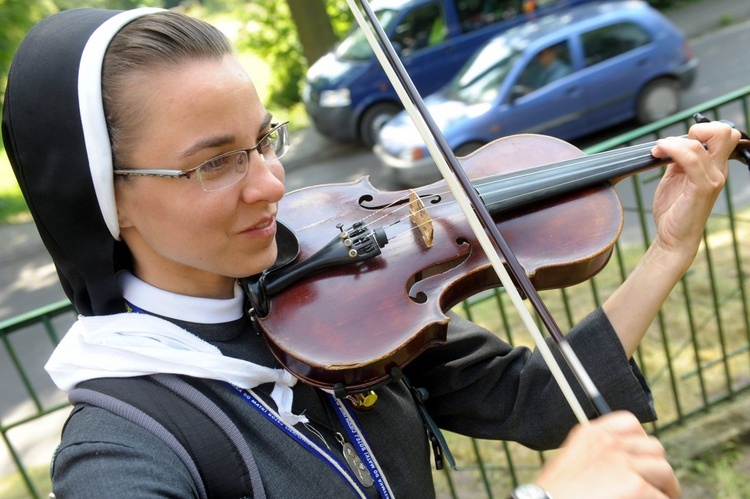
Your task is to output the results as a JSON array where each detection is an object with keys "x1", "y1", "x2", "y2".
[{"x1": 118, "y1": 271, "x2": 244, "y2": 324}]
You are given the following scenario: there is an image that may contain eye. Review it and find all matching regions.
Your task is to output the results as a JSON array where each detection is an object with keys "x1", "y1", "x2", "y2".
[{"x1": 198, "y1": 154, "x2": 232, "y2": 180}]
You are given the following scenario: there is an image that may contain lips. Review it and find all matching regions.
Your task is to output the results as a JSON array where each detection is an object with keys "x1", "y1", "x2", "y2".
[
  {"x1": 240, "y1": 215, "x2": 277, "y2": 237},
  {"x1": 254, "y1": 218, "x2": 273, "y2": 230}
]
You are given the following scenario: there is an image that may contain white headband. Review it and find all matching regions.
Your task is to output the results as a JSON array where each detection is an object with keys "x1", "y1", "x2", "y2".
[{"x1": 78, "y1": 8, "x2": 164, "y2": 240}]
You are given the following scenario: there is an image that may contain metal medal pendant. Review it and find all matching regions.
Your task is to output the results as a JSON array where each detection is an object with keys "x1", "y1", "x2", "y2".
[{"x1": 337, "y1": 433, "x2": 374, "y2": 487}]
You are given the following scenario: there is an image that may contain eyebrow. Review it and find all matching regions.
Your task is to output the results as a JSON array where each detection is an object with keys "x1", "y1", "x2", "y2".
[{"x1": 178, "y1": 112, "x2": 274, "y2": 159}]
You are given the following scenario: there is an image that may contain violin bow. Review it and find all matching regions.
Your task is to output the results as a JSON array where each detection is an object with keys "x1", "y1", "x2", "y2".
[{"x1": 346, "y1": 0, "x2": 611, "y2": 422}]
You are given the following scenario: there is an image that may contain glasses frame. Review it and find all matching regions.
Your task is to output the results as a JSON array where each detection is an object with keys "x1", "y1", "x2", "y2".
[{"x1": 113, "y1": 121, "x2": 289, "y2": 191}]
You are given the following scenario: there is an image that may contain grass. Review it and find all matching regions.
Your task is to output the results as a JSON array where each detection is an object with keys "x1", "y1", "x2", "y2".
[
  {"x1": 0, "y1": 465, "x2": 51, "y2": 499},
  {"x1": 678, "y1": 437, "x2": 750, "y2": 499},
  {"x1": 427, "y1": 208, "x2": 750, "y2": 497}
]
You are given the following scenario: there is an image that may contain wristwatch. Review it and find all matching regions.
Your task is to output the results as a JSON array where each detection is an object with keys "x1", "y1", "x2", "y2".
[{"x1": 510, "y1": 483, "x2": 551, "y2": 499}]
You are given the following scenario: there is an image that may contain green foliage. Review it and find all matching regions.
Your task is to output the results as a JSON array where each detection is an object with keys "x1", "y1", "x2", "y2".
[
  {"x1": 326, "y1": 0, "x2": 354, "y2": 38},
  {"x1": 679, "y1": 440, "x2": 750, "y2": 499},
  {"x1": 237, "y1": 1, "x2": 305, "y2": 109},
  {"x1": 0, "y1": 0, "x2": 58, "y2": 102},
  {"x1": 237, "y1": 0, "x2": 353, "y2": 110},
  {"x1": 0, "y1": 464, "x2": 52, "y2": 499},
  {"x1": 53, "y1": 0, "x2": 163, "y2": 9},
  {"x1": 200, "y1": 0, "x2": 248, "y2": 16}
]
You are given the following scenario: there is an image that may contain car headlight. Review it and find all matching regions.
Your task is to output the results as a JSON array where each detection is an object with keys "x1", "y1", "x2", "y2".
[{"x1": 319, "y1": 88, "x2": 351, "y2": 108}]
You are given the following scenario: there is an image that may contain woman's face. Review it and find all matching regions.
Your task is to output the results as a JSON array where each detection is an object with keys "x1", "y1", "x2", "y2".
[{"x1": 114, "y1": 55, "x2": 285, "y2": 299}]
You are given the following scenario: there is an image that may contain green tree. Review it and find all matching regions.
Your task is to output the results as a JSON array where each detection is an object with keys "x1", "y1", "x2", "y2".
[
  {"x1": 0, "y1": 0, "x2": 57, "y2": 102},
  {"x1": 53, "y1": 0, "x2": 163, "y2": 9},
  {"x1": 238, "y1": 0, "x2": 353, "y2": 109},
  {"x1": 0, "y1": 0, "x2": 165, "y2": 106},
  {"x1": 287, "y1": 0, "x2": 337, "y2": 68}
]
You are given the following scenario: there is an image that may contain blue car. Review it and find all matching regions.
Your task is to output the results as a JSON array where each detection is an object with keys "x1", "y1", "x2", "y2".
[
  {"x1": 375, "y1": 0, "x2": 698, "y2": 186},
  {"x1": 303, "y1": 0, "x2": 598, "y2": 147}
]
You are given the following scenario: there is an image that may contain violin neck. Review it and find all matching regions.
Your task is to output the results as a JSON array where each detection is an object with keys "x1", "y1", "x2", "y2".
[{"x1": 476, "y1": 141, "x2": 669, "y2": 214}]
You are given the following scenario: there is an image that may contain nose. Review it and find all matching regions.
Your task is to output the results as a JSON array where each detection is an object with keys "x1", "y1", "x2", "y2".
[{"x1": 239, "y1": 154, "x2": 286, "y2": 204}]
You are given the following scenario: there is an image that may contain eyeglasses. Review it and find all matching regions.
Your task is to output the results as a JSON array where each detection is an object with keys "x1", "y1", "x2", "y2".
[{"x1": 113, "y1": 121, "x2": 290, "y2": 192}]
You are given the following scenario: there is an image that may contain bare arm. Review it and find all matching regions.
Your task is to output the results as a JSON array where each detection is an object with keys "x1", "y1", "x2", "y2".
[{"x1": 603, "y1": 122, "x2": 741, "y2": 357}]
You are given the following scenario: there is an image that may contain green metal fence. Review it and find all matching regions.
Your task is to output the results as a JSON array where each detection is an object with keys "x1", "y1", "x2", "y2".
[{"x1": 2, "y1": 85, "x2": 750, "y2": 498}]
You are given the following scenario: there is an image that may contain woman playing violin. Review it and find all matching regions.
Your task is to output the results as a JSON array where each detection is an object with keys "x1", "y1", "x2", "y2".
[{"x1": 3, "y1": 8, "x2": 740, "y2": 499}]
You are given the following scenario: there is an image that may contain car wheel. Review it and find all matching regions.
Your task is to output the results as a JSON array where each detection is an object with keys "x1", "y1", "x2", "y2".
[
  {"x1": 636, "y1": 78, "x2": 681, "y2": 124},
  {"x1": 359, "y1": 102, "x2": 402, "y2": 148},
  {"x1": 454, "y1": 142, "x2": 484, "y2": 157}
]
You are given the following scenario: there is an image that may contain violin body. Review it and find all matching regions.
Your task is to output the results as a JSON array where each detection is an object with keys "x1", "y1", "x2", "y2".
[{"x1": 254, "y1": 134, "x2": 623, "y2": 393}]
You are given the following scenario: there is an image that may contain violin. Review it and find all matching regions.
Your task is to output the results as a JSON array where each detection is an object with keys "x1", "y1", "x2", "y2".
[
  {"x1": 245, "y1": 129, "x2": 750, "y2": 396},
  {"x1": 245, "y1": 0, "x2": 750, "y2": 411}
]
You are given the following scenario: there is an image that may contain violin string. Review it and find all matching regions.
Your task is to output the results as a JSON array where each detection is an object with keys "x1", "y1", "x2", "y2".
[
  {"x1": 349, "y1": 0, "x2": 595, "y2": 423},
  {"x1": 479, "y1": 147, "x2": 663, "y2": 211},
  {"x1": 352, "y1": 141, "x2": 660, "y2": 246},
  {"x1": 476, "y1": 141, "x2": 658, "y2": 191},
  {"x1": 346, "y1": 191, "x2": 449, "y2": 243}
]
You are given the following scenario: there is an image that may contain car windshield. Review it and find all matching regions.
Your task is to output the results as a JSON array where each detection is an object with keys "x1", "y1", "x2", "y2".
[
  {"x1": 446, "y1": 39, "x2": 522, "y2": 104},
  {"x1": 335, "y1": 9, "x2": 398, "y2": 61}
]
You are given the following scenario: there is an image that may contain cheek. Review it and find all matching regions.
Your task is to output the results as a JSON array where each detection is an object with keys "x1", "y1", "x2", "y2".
[{"x1": 122, "y1": 186, "x2": 226, "y2": 251}]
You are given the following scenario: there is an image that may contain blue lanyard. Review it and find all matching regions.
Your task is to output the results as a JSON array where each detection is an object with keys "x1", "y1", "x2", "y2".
[
  {"x1": 229, "y1": 384, "x2": 392, "y2": 498},
  {"x1": 123, "y1": 301, "x2": 390, "y2": 497},
  {"x1": 327, "y1": 394, "x2": 392, "y2": 498}
]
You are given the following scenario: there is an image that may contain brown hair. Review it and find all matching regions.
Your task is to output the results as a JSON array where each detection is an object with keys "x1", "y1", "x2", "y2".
[{"x1": 102, "y1": 11, "x2": 233, "y2": 164}]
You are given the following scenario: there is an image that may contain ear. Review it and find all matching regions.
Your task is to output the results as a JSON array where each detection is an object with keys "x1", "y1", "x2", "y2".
[
  {"x1": 114, "y1": 188, "x2": 134, "y2": 229},
  {"x1": 117, "y1": 210, "x2": 134, "y2": 229}
]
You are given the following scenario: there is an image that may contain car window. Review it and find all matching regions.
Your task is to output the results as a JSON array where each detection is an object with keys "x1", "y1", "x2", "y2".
[
  {"x1": 456, "y1": 0, "x2": 523, "y2": 33},
  {"x1": 447, "y1": 38, "x2": 523, "y2": 104},
  {"x1": 517, "y1": 41, "x2": 573, "y2": 92},
  {"x1": 335, "y1": 9, "x2": 399, "y2": 60},
  {"x1": 391, "y1": 1, "x2": 446, "y2": 55},
  {"x1": 581, "y1": 22, "x2": 652, "y2": 67}
]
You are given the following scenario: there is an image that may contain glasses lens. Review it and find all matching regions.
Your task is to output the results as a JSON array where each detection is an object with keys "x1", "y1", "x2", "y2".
[
  {"x1": 258, "y1": 123, "x2": 289, "y2": 162},
  {"x1": 198, "y1": 151, "x2": 249, "y2": 192},
  {"x1": 273, "y1": 123, "x2": 289, "y2": 159}
]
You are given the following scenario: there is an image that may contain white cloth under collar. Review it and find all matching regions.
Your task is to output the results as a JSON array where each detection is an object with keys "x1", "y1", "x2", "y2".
[
  {"x1": 45, "y1": 313, "x2": 306, "y2": 426},
  {"x1": 45, "y1": 274, "x2": 307, "y2": 426}
]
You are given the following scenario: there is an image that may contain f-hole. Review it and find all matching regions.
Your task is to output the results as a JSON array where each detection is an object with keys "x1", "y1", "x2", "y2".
[{"x1": 407, "y1": 238, "x2": 471, "y2": 303}]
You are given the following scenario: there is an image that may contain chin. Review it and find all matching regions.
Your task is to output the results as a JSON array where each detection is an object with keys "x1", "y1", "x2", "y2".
[{"x1": 240, "y1": 247, "x2": 278, "y2": 278}]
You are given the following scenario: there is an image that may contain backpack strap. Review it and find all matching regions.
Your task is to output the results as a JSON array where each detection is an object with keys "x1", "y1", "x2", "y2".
[{"x1": 69, "y1": 374, "x2": 265, "y2": 499}]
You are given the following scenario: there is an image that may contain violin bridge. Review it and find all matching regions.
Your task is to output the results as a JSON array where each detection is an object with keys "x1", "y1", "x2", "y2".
[{"x1": 408, "y1": 189, "x2": 434, "y2": 248}]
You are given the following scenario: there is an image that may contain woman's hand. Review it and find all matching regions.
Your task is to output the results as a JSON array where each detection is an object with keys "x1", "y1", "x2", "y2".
[
  {"x1": 650, "y1": 121, "x2": 740, "y2": 267},
  {"x1": 603, "y1": 122, "x2": 740, "y2": 356},
  {"x1": 534, "y1": 411, "x2": 680, "y2": 499}
]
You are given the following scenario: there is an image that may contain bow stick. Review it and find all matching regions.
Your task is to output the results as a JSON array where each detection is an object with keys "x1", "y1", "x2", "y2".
[{"x1": 346, "y1": 0, "x2": 611, "y2": 423}]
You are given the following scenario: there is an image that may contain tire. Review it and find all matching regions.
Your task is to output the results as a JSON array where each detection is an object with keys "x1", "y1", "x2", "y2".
[
  {"x1": 635, "y1": 78, "x2": 681, "y2": 124},
  {"x1": 358, "y1": 102, "x2": 402, "y2": 148}
]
